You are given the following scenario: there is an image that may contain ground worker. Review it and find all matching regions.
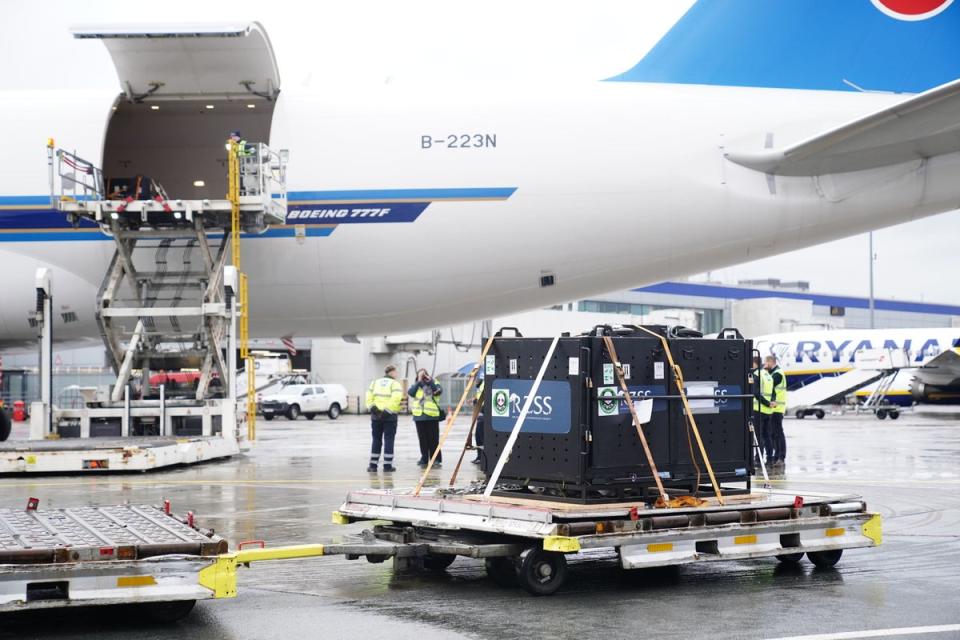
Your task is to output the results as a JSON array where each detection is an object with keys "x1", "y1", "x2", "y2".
[
  {"x1": 409, "y1": 368, "x2": 443, "y2": 468},
  {"x1": 365, "y1": 364, "x2": 403, "y2": 472},
  {"x1": 471, "y1": 375, "x2": 485, "y2": 465},
  {"x1": 756, "y1": 357, "x2": 775, "y2": 464},
  {"x1": 227, "y1": 130, "x2": 255, "y2": 156},
  {"x1": 765, "y1": 355, "x2": 788, "y2": 467}
]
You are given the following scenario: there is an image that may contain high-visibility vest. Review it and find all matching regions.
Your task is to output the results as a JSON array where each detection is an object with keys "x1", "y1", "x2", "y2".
[
  {"x1": 475, "y1": 381, "x2": 484, "y2": 402},
  {"x1": 759, "y1": 369, "x2": 775, "y2": 415},
  {"x1": 236, "y1": 139, "x2": 256, "y2": 156},
  {"x1": 752, "y1": 368, "x2": 761, "y2": 412},
  {"x1": 366, "y1": 377, "x2": 403, "y2": 413},
  {"x1": 411, "y1": 385, "x2": 441, "y2": 418},
  {"x1": 770, "y1": 366, "x2": 787, "y2": 414}
]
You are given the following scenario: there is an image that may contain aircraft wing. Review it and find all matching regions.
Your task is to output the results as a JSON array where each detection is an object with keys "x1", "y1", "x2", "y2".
[
  {"x1": 914, "y1": 345, "x2": 960, "y2": 388},
  {"x1": 726, "y1": 78, "x2": 960, "y2": 176}
]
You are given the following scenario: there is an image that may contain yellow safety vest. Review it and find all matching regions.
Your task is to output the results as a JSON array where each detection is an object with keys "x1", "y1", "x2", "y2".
[
  {"x1": 770, "y1": 366, "x2": 787, "y2": 414},
  {"x1": 237, "y1": 139, "x2": 255, "y2": 156},
  {"x1": 759, "y1": 369, "x2": 775, "y2": 415},
  {"x1": 475, "y1": 380, "x2": 484, "y2": 402},
  {"x1": 411, "y1": 385, "x2": 441, "y2": 418},
  {"x1": 752, "y1": 369, "x2": 761, "y2": 412},
  {"x1": 366, "y1": 377, "x2": 403, "y2": 413}
]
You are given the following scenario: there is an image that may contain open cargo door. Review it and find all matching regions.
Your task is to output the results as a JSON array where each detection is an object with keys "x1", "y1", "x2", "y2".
[{"x1": 71, "y1": 22, "x2": 280, "y2": 101}]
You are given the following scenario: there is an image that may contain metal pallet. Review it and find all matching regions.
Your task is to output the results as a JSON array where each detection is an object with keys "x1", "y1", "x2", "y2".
[{"x1": 0, "y1": 504, "x2": 225, "y2": 563}]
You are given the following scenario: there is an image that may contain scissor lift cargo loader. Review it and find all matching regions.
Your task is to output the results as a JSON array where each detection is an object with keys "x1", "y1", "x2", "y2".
[{"x1": 0, "y1": 141, "x2": 286, "y2": 473}]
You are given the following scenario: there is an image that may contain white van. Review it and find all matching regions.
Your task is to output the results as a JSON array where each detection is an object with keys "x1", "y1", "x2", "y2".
[{"x1": 259, "y1": 384, "x2": 347, "y2": 421}]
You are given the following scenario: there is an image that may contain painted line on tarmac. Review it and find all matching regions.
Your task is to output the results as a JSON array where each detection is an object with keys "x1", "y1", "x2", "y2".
[
  {"x1": 0, "y1": 478, "x2": 392, "y2": 488},
  {"x1": 768, "y1": 623, "x2": 960, "y2": 639},
  {"x1": 768, "y1": 478, "x2": 960, "y2": 487}
]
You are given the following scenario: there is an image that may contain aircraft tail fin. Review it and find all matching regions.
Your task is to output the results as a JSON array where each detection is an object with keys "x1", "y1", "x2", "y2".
[{"x1": 610, "y1": 0, "x2": 960, "y2": 94}]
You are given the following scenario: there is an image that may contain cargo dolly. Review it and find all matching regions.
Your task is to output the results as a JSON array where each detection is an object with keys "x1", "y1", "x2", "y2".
[
  {"x1": 331, "y1": 487, "x2": 881, "y2": 595},
  {"x1": 0, "y1": 500, "x2": 342, "y2": 621}
]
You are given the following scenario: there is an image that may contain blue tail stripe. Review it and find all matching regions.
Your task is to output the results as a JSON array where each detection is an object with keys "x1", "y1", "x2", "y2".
[{"x1": 610, "y1": 0, "x2": 960, "y2": 93}]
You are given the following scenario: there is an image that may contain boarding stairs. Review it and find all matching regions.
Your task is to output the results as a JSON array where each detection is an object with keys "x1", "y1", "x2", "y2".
[{"x1": 787, "y1": 349, "x2": 909, "y2": 415}]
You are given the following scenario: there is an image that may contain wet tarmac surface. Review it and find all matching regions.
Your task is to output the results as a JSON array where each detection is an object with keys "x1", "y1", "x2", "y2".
[{"x1": 1, "y1": 412, "x2": 958, "y2": 639}]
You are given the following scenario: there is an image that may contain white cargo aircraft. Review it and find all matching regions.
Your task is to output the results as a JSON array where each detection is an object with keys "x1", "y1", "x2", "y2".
[
  {"x1": 754, "y1": 328, "x2": 960, "y2": 407},
  {"x1": 3, "y1": 0, "x2": 960, "y2": 347}
]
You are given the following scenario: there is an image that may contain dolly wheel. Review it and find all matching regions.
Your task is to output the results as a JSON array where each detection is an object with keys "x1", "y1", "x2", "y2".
[
  {"x1": 518, "y1": 548, "x2": 568, "y2": 596},
  {"x1": 485, "y1": 556, "x2": 518, "y2": 587},
  {"x1": 807, "y1": 549, "x2": 843, "y2": 568},
  {"x1": 142, "y1": 599, "x2": 197, "y2": 623},
  {"x1": 776, "y1": 552, "x2": 805, "y2": 564},
  {"x1": 422, "y1": 553, "x2": 457, "y2": 572}
]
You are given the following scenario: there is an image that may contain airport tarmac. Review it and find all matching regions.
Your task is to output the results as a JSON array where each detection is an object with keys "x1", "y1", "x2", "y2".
[{"x1": 1, "y1": 412, "x2": 958, "y2": 640}]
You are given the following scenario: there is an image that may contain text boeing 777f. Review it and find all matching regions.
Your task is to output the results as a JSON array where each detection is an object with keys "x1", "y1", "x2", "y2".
[{"x1": 2, "y1": 0, "x2": 960, "y2": 346}]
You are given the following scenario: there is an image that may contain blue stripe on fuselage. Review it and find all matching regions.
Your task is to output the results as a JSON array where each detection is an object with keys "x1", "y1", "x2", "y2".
[
  {"x1": 0, "y1": 187, "x2": 517, "y2": 241},
  {"x1": 610, "y1": 0, "x2": 960, "y2": 93}
]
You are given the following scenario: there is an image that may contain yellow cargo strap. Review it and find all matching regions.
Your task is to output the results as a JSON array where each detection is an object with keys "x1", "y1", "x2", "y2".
[
  {"x1": 415, "y1": 334, "x2": 496, "y2": 496},
  {"x1": 630, "y1": 326, "x2": 725, "y2": 506},
  {"x1": 601, "y1": 335, "x2": 669, "y2": 505}
]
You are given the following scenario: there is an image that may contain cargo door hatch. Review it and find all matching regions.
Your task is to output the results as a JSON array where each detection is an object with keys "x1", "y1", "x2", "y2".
[{"x1": 71, "y1": 22, "x2": 280, "y2": 101}]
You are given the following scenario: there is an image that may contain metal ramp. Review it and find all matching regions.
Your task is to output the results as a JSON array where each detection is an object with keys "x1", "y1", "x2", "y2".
[
  {"x1": 788, "y1": 348, "x2": 910, "y2": 416},
  {"x1": 788, "y1": 369, "x2": 885, "y2": 410},
  {"x1": 1, "y1": 140, "x2": 287, "y2": 472}
]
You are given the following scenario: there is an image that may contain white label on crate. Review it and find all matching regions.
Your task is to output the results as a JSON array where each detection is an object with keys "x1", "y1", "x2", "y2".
[
  {"x1": 509, "y1": 358, "x2": 518, "y2": 375},
  {"x1": 597, "y1": 386, "x2": 619, "y2": 416},
  {"x1": 485, "y1": 355, "x2": 496, "y2": 375},
  {"x1": 654, "y1": 362, "x2": 665, "y2": 380},
  {"x1": 491, "y1": 388, "x2": 510, "y2": 417},
  {"x1": 568, "y1": 357, "x2": 579, "y2": 376},
  {"x1": 622, "y1": 363, "x2": 631, "y2": 380},
  {"x1": 633, "y1": 398, "x2": 654, "y2": 424},
  {"x1": 685, "y1": 382, "x2": 719, "y2": 415},
  {"x1": 602, "y1": 363, "x2": 614, "y2": 385}
]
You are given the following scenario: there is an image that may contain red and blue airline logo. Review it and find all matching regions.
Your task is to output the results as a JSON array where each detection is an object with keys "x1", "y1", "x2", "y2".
[{"x1": 871, "y1": 0, "x2": 954, "y2": 20}]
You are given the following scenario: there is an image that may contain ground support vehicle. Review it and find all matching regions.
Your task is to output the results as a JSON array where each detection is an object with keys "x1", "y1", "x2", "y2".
[{"x1": 333, "y1": 486, "x2": 881, "y2": 595}]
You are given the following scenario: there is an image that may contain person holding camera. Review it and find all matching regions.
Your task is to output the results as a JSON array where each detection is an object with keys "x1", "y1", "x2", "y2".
[
  {"x1": 408, "y1": 368, "x2": 444, "y2": 467},
  {"x1": 365, "y1": 364, "x2": 404, "y2": 472}
]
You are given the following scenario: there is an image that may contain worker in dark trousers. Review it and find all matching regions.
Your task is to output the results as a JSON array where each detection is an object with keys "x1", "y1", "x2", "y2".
[
  {"x1": 365, "y1": 364, "x2": 403, "y2": 472},
  {"x1": 471, "y1": 376, "x2": 485, "y2": 465},
  {"x1": 756, "y1": 358, "x2": 775, "y2": 464},
  {"x1": 409, "y1": 368, "x2": 443, "y2": 467},
  {"x1": 765, "y1": 355, "x2": 788, "y2": 468}
]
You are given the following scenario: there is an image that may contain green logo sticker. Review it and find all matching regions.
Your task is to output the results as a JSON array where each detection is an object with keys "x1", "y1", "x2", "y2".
[
  {"x1": 492, "y1": 389, "x2": 510, "y2": 417},
  {"x1": 597, "y1": 386, "x2": 619, "y2": 416}
]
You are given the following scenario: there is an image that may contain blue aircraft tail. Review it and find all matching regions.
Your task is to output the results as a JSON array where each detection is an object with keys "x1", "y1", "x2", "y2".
[{"x1": 609, "y1": 0, "x2": 960, "y2": 93}]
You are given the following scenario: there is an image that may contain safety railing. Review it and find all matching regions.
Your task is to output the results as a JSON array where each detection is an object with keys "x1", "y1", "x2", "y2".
[
  {"x1": 239, "y1": 143, "x2": 288, "y2": 224},
  {"x1": 48, "y1": 142, "x2": 104, "y2": 205}
]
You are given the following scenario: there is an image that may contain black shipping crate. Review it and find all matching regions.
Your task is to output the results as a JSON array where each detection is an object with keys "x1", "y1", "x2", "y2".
[{"x1": 481, "y1": 326, "x2": 753, "y2": 502}]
